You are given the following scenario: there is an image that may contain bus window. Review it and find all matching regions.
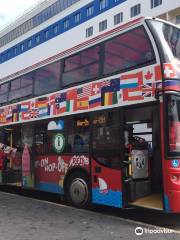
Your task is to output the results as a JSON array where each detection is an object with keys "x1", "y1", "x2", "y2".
[
  {"x1": 147, "y1": 20, "x2": 180, "y2": 62},
  {"x1": 104, "y1": 26, "x2": 155, "y2": 75},
  {"x1": 35, "y1": 122, "x2": 50, "y2": 155},
  {"x1": 34, "y1": 61, "x2": 61, "y2": 96},
  {"x1": 8, "y1": 73, "x2": 33, "y2": 102},
  {"x1": 62, "y1": 45, "x2": 100, "y2": 86},
  {"x1": 0, "y1": 83, "x2": 9, "y2": 105},
  {"x1": 67, "y1": 116, "x2": 90, "y2": 154},
  {"x1": 92, "y1": 111, "x2": 121, "y2": 168},
  {"x1": 166, "y1": 94, "x2": 180, "y2": 157}
]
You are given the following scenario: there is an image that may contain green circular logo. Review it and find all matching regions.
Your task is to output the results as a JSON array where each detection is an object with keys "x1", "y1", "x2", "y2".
[{"x1": 53, "y1": 133, "x2": 65, "y2": 153}]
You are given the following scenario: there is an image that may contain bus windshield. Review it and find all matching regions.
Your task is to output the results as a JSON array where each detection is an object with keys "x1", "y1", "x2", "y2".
[
  {"x1": 166, "y1": 94, "x2": 180, "y2": 157},
  {"x1": 148, "y1": 20, "x2": 180, "y2": 63}
]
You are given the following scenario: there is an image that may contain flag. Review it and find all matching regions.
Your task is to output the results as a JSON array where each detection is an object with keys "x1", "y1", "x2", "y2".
[
  {"x1": 77, "y1": 84, "x2": 92, "y2": 98},
  {"x1": 91, "y1": 82, "x2": 101, "y2": 96},
  {"x1": 164, "y1": 63, "x2": 177, "y2": 79},
  {"x1": 75, "y1": 97, "x2": 89, "y2": 110},
  {"x1": 38, "y1": 107, "x2": 49, "y2": 118},
  {"x1": 101, "y1": 79, "x2": 120, "y2": 94},
  {"x1": 144, "y1": 70, "x2": 153, "y2": 81},
  {"x1": 164, "y1": 80, "x2": 180, "y2": 91},
  {"x1": 21, "y1": 102, "x2": 30, "y2": 112},
  {"x1": 12, "y1": 107, "x2": 19, "y2": 122},
  {"x1": 123, "y1": 87, "x2": 143, "y2": 101},
  {"x1": 89, "y1": 94, "x2": 101, "y2": 108},
  {"x1": 120, "y1": 72, "x2": 143, "y2": 89},
  {"x1": 57, "y1": 101, "x2": 67, "y2": 114},
  {"x1": 67, "y1": 89, "x2": 77, "y2": 100},
  {"x1": 66, "y1": 100, "x2": 74, "y2": 112},
  {"x1": 142, "y1": 83, "x2": 156, "y2": 97},
  {"x1": 0, "y1": 114, "x2": 6, "y2": 123},
  {"x1": 102, "y1": 92, "x2": 118, "y2": 106},
  {"x1": 6, "y1": 113, "x2": 12, "y2": 122},
  {"x1": 36, "y1": 97, "x2": 49, "y2": 117},
  {"x1": 154, "y1": 65, "x2": 162, "y2": 81},
  {"x1": 89, "y1": 82, "x2": 102, "y2": 108},
  {"x1": 29, "y1": 108, "x2": 39, "y2": 118},
  {"x1": 55, "y1": 92, "x2": 67, "y2": 114},
  {"x1": 49, "y1": 94, "x2": 57, "y2": 115},
  {"x1": 36, "y1": 98, "x2": 49, "y2": 109},
  {"x1": 101, "y1": 80, "x2": 110, "y2": 88}
]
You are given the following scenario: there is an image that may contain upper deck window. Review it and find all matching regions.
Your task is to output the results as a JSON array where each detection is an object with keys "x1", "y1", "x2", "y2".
[
  {"x1": 0, "y1": 83, "x2": 9, "y2": 105},
  {"x1": 147, "y1": 20, "x2": 180, "y2": 62},
  {"x1": 151, "y1": 0, "x2": 162, "y2": 8},
  {"x1": 62, "y1": 45, "x2": 100, "y2": 86},
  {"x1": 34, "y1": 61, "x2": 61, "y2": 96},
  {"x1": 8, "y1": 73, "x2": 34, "y2": 102},
  {"x1": 104, "y1": 26, "x2": 155, "y2": 75},
  {"x1": 99, "y1": 0, "x2": 108, "y2": 11}
]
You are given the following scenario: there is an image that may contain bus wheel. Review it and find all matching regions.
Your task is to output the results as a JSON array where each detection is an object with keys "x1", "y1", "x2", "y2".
[{"x1": 65, "y1": 172, "x2": 90, "y2": 208}]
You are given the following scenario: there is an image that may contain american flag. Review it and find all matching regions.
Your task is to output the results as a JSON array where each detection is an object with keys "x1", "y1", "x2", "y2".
[{"x1": 77, "y1": 84, "x2": 92, "y2": 98}]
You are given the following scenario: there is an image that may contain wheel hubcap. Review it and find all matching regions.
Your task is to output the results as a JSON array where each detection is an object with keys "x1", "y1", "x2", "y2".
[{"x1": 70, "y1": 178, "x2": 88, "y2": 206}]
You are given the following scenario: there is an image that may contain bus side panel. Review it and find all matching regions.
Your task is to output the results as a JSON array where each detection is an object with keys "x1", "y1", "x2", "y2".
[
  {"x1": 34, "y1": 154, "x2": 90, "y2": 194},
  {"x1": 91, "y1": 159, "x2": 123, "y2": 208},
  {"x1": 160, "y1": 102, "x2": 180, "y2": 213},
  {"x1": 163, "y1": 160, "x2": 180, "y2": 213}
]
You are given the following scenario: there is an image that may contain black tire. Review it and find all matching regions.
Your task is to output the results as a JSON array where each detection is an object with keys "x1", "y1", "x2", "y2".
[{"x1": 65, "y1": 171, "x2": 90, "y2": 208}]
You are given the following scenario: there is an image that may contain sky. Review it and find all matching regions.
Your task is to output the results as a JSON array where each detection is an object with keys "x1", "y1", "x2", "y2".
[{"x1": 0, "y1": 0, "x2": 41, "y2": 30}]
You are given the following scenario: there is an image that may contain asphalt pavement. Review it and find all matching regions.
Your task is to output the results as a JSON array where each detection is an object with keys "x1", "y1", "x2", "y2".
[{"x1": 0, "y1": 191, "x2": 179, "y2": 240}]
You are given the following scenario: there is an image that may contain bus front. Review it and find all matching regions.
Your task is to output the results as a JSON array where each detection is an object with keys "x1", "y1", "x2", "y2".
[{"x1": 148, "y1": 19, "x2": 180, "y2": 213}]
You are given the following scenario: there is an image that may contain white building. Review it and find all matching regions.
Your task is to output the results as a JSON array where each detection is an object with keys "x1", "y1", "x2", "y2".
[{"x1": 0, "y1": 0, "x2": 179, "y2": 81}]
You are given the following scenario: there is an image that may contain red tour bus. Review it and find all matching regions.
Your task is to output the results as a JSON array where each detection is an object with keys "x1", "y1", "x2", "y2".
[{"x1": 0, "y1": 18, "x2": 179, "y2": 213}]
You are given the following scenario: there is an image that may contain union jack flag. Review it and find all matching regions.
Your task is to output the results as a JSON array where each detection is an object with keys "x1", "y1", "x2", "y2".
[
  {"x1": 29, "y1": 108, "x2": 39, "y2": 118},
  {"x1": 100, "y1": 80, "x2": 110, "y2": 88},
  {"x1": 142, "y1": 83, "x2": 156, "y2": 97}
]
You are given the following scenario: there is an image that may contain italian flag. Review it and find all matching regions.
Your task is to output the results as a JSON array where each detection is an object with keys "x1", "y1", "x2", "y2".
[{"x1": 66, "y1": 100, "x2": 74, "y2": 112}]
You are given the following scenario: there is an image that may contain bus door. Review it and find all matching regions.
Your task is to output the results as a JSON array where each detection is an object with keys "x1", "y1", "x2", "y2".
[
  {"x1": 91, "y1": 110, "x2": 124, "y2": 208},
  {"x1": 2, "y1": 127, "x2": 22, "y2": 185},
  {"x1": 123, "y1": 105, "x2": 163, "y2": 209}
]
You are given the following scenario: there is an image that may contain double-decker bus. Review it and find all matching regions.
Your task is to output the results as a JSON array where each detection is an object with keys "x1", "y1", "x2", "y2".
[{"x1": 0, "y1": 15, "x2": 179, "y2": 213}]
